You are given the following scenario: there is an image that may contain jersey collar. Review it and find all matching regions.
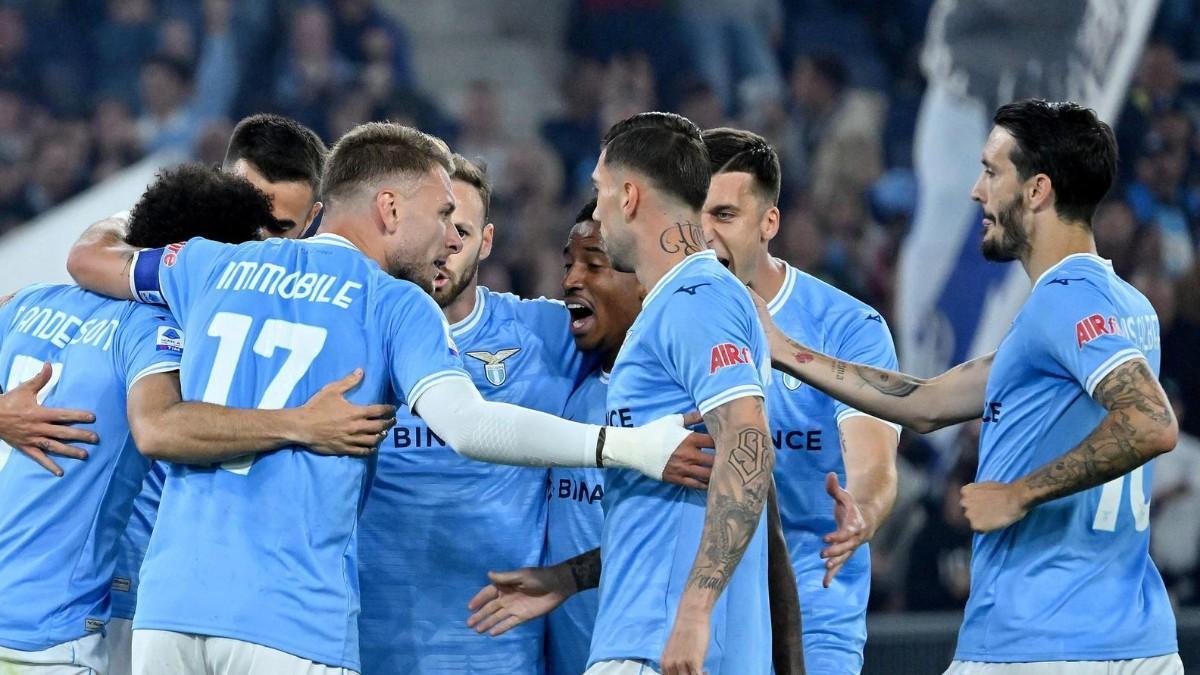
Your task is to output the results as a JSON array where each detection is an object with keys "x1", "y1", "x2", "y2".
[
  {"x1": 450, "y1": 286, "x2": 487, "y2": 338},
  {"x1": 599, "y1": 369, "x2": 611, "y2": 384},
  {"x1": 642, "y1": 250, "x2": 718, "y2": 307},
  {"x1": 765, "y1": 262, "x2": 796, "y2": 317},
  {"x1": 305, "y1": 233, "x2": 360, "y2": 252},
  {"x1": 1033, "y1": 252, "x2": 1112, "y2": 288}
]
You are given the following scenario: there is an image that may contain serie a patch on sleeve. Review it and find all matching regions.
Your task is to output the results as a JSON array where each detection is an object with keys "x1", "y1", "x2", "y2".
[{"x1": 156, "y1": 325, "x2": 185, "y2": 353}]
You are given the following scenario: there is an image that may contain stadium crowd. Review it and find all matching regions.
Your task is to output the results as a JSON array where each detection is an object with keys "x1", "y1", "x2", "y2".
[{"x1": 1, "y1": 0, "x2": 1200, "y2": 615}]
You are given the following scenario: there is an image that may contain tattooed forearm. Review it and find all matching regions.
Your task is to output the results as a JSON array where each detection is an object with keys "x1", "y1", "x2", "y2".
[
  {"x1": 855, "y1": 365, "x2": 920, "y2": 397},
  {"x1": 684, "y1": 398, "x2": 774, "y2": 600},
  {"x1": 565, "y1": 548, "x2": 602, "y2": 592},
  {"x1": 658, "y1": 221, "x2": 707, "y2": 256},
  {"x1": 1020, "y1": 359, "x2": 1177, "y2": 506}
]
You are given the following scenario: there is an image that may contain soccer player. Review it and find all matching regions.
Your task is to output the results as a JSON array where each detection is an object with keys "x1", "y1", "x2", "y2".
[
  {"x1": 66, "y1": 123, "x2": 712, "y2": 675},
  {"x1": 355, "y1": 159, "x2": 589, "y2": 674},
  {"x1": 107, "y1": 113, "x2": 329, "y2": 675},
  {"x1": 700, "y1": 128, "x2": 899, "y2": 673},
  {"x1": 0, "y1": 164, "x2": 391, "y2": 674},
  {"x1": 587, "y1": 111, "x2": 774, "y2": 675},
  {"x1": 761, "y1": 100, "x2": 1183, "y2": 673},
  {"x1": 222, "y1": 113, "x2": 327, "y2": 239}
]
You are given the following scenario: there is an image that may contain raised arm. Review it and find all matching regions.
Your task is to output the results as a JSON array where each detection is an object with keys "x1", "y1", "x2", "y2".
[
  {"x1": 765, "y1": 313, "x2": 992, "y2": 433},
  {"x1": 413, "y1": 376, "x2": 714, "y2": 486},
  {"x1": 127, "y1": 369, "x2": 396, "y2": 464},
  {"x1": 961, "y1": 358, "x2": 1178, "y2": 532},
  {"x1": 66, "y1": 214, "x2": 139, "y2": 300},
  {"x1": 662, "y1": 394, "x2": 774, "y2": 674}
]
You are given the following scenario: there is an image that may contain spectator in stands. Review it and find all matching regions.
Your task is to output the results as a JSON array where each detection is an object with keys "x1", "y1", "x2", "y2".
[
  {"x1": 675, "y1": 0, "x2": 783, "y2": 115},
  {"x1": 1118, "y1": 41, "x2": 1183, "y2": 183},
  {"x1": 904, "y1": 430, "x2": 979, "y2": 612},
  {"x1": 90, "y1": 98, "x2": 143, "y2": 183},
  {"x1": 455, "y1": 80, "x2": 517, "y2": 190},
  {"x1": 541, "y1": 58, "x2": 604, "y2": 200},
  {"x1": 1125, "y1": 132, "x2": 1199, "y2": 278},
  {"x1": 1162, "y1": 255, "x2": 1200, "y2": 439},
  {"x1": 1151, "y1": 379, "x2": 1200, "y2": 605},
  {"x1": 783, "y1": 52, "x2": 886, "y2": 208},
  {"x1": 0, "y1": 6, "x2": 34, "y2": 99},
  {"x1": 675, "y1": 80, "x2": 729, "y2": 132},
  {"x1": 330, "y1": 0, "x2": 414, "y2": 90},
  {"x1": 21, "y1": 135, "x2": 87, "y2": 215},
  {"x1": 135, "y1": 0, "x2": 238, "y2": 154},
  {"x1": 1094, "y1": 199, "x2": 1142, "y2": 278},
  {"x1": 274, "y1": 3, "x2": 355, "y2": 137},
  {"x1": 94, "y1": 0, "x2": 159, "y2": 107}
]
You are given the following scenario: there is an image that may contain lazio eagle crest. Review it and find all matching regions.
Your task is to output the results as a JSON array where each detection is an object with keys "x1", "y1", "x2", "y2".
[{"x1": 466, "y1": 348, "x2": 521, "y2": 386}]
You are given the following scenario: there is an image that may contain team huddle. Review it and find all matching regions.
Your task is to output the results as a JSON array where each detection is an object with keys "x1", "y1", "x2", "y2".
[{"x1": 0, "y1": 101, "x2": 1185, "y2": 675}]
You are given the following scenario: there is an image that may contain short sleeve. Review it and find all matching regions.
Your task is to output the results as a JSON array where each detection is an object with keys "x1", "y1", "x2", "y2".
[
  {"x1": 1034, "y1": 283, "x2": 1148, "y2": 397},
  {"x1": 116, "y1": 305, "x2": 184, "y2": 392},
  {"x1": 830, "y1": 308, "x2": 902, "y2": 432},
  {"x1": 383, "y1": 283, "x2": 469, "y2": 409},
  {"x1": 131, "y1": 238, "x2": 231, "y2": 321},
  {"x1": 657, "y1": 279, "x2": 766, "y2": 415}
]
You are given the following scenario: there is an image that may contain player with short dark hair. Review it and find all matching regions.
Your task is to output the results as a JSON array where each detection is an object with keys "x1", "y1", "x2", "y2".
[
  {"x1": 66, "y1": 122, "x2": 713, "y2": 675},
  {"x1": 586, "y1": 111, "x2": 780, "y2": 675},
  {"x1": 763, "y1": 99, "x2": 1182, "y2": 674},
  {"x1": 0, "y1": 164, "x2": 390, "y2": 674},
  {"x1": 701, "y1": 127, "x2": 899, "y2": 674},
  {"x1": 223, "y1": 113, "x2": 328, "y2": 239}
]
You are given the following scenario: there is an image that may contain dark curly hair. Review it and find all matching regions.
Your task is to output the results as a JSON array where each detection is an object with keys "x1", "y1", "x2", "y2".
[{"x1": 126, "y1": 163, "x2": 278, "y2": 248}]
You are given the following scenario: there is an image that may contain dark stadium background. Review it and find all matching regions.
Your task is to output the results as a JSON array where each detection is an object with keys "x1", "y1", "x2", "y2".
[{"x1": 0, "y1": 0, "x2": 1198, "y2": 671}]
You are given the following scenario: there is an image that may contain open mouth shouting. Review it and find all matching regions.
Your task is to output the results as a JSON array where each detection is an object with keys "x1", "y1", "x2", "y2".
[
  {"x1": 433, "y1": 263, "x2": 450, "y2": 290},
  {"x1": 565, "y1": 295, "x2": 597, "y2": 336}
]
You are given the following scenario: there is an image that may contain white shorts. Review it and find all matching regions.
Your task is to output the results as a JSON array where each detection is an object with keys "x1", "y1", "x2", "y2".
[
  {"x1": 585, "y1": 660, "x2": 661, "y2": 675},
  {"x1": 0, "y1": 632, "x2": 107, "y2": 674},
  {"x1": 132, "y1": 629, "x2": 358, "y2": 675},
  {"x1": 107, "y1": 618, "x2": 133, "y2": 675},
  {"x1": 945, "y1": 654, "x2": 1184, "y2": 675}
]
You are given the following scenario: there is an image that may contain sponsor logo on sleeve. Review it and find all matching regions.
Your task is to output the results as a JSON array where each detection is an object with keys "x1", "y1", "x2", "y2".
[
  {"x1": 161, "y1": 241, "x2": 186, "y2": 268},
  {"x1": 1075, "y1": 313, "x2": 1122, "y2": 349},
  {"x1": 156, "y1": 325, "x2": 184, "y2": 352},
  {"x1": 709, "y1": 342, "x2": 751, "y2": 373}
]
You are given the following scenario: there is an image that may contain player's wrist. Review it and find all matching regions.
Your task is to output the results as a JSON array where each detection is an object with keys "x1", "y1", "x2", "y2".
[{"x1": 599, "y1": 422, "x2": 684, "y2": 480}]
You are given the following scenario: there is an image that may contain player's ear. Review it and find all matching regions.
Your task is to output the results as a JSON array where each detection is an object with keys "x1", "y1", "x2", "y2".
[
  {"x1": 761, "y1": 205, "x2": 780, "y2": 243},
  {"x1": 479, "y1": 223, "x2": 495, "y2": 262},
  {"x1": 1027, "y1": 173, "x2": 1053, "y2": 213},
  {"x1": 622, "y1": 180, "x2": 639, "y2": 221},
  {"x1": 375, "y1": 190, "x2": 399, "y2": 234},
  {"x1": 305, "y1": 201, "x2": 323, "y2": 230}
]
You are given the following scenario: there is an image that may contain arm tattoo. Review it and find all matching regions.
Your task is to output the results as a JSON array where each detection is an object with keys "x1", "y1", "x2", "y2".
[
  {"x1": 854, "y1": 365, "x2": 920, "y2": 397},
  {"x1": 1023, "y1": 359, "x2": 1173, "y2": 505},
  {"x1": 659, "y1": 221, "x2": 706, "y2": 256},
  {"x1": 565, "y1": 548, "x2": 602, "y2": 592},
  {"x1": 687, "y1": 400, "x2": 773, "y2": 596}
]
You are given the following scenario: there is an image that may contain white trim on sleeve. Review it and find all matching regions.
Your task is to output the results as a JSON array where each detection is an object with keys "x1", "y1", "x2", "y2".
[
  {"x1": 1084, "y1": 348, "x2": 1144, "y2": 397},
  {"x1": 407, "y1": 370, "x2": 471, "y2": 412},
  {"x1": 128, "y1": 249, "x2": 142, "y2": 299},
  {"x1": 836, "y1": 409, "x2": 902, "y2": 438},
  {"x1": 127, "y1": 362, "x2": 181, "y2": 392},
  {"x1": 698, "y1": 384, "x2": 764, "y2": 415}
]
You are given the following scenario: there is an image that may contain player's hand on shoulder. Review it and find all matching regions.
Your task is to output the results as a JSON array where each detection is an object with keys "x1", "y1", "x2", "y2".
[
  {"x1": 466, "y1": 566, "x2": 573, "y2": 637},
  {"x1": 294, "y1": 369, "x2": 396, "y2": 457},
  {"x1": 960, "y1": 480, "x2": 1029, "y2": 532},
  {"x1": 0, "y1": 361, "x2": 97, "y2": 476},
  {"x1": 821, "y1": 472, "x2": 870, "y2": 587},
  {"x1": 661, "y1": 603, "x2": 711, "y2": 675}
]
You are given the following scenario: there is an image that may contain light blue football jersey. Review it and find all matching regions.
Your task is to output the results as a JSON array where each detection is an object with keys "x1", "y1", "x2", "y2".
[
  {"x1": 765, "y1": 264, "x2": 898, "y2": 674},
  {"x1": 545, "y1": 368, "x2": 608, "y2": 675},
  {"x1": 357, "y1": 287, "x2": 588, "y2": 675},
  {"x1": 0, "y1": 284, "x2": 182, "y2": 650},
  {"x1": 957, "y1": 253, "x2": 1176, "y2": 662},
  {"x1": 128, "y1": 233, "x2": 468, "y2": 671},
  {"x1": 110, "y1": 461, "x2": 166, "y2": 620},
  {"x1": 593, "y1": 250, "x2": 772, "y2": 674}
]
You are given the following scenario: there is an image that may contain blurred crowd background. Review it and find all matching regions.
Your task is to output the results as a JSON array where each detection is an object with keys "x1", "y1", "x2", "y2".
[{"x1": 1, "y1": 0, "x2": 1199, "y2": 617}]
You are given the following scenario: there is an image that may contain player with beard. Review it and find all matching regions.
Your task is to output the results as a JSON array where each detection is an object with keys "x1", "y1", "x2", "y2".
[
  {"x1": 760, "y1": 100, "x2": 1182, "y2": 673},
  {"x1": 66, "y1": 123, "x2": 715, "y2": 675},
  {"x1": 356, "y1": 161, "x2": 713, "y2": 675}
]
